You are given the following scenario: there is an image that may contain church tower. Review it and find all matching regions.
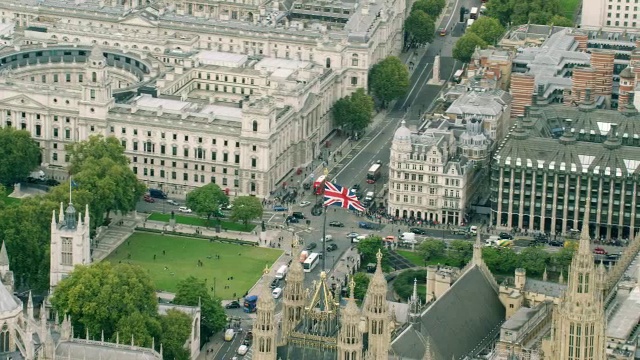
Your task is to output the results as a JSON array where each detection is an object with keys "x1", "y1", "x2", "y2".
[
  {"x1": 50, "y1": 202, "x2": 91, "y2": 291},
  {"x1": 337, "y1": 278, "x2": 364, "y2": 360},
  {"x1": 363, "y1": 250, "x2": 392, "y2": 360},
  {"x1": 281, "y1": 257, "x2": 305, "y2": 345},
  {"x1": 547, "y1": 209, "x2": 606, "y2": 360},
  {"x1": 253, "y1": 267, "x2": 277, "y2": 360}
]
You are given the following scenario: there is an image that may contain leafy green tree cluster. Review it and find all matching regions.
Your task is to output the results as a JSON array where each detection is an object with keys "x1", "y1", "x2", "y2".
[
  {"x1": 356, "y1": 236, "x2": 389, "y2": 266},
  {"x1": 186, "y1": 183, "x2": 229, "y2": 222},
  {"x1": 352, "y1": 272, "x2": 371, "y2": 300},
  {"x1": 486, "y1": 0, "x2": 572, "y2": 27},
  {"x1": 405, "y1": 10, "x2": 435, "y2": 47},
  {"x1": 368, "y1": 56, "x2": 410, "y2": 108},
  {"x1": 0, "y1": 127, "x2": 41, "y2": 186},
  {"x1": 230, "y1": 196, "x2": 264, "y2": 228},
  {"x1": 51, "y1": 265, "x2": 219, "y2": 358},
  {"x1": 172, "y1": 276, "x2": 227, "y2": 344},
  {"x1": 417, "y1": 239, "x2": 446, "y2": 263},
  {"x1": 412, "y1": 0, "x2": 446, "y2": 17},
  {"x1": 452, "y1": 32, "x2": 487, "y2": 63},
  {"x1": 467, "y1": 17, "x2": 505, "y2": 45},
  {"x1": 332, "y1": 88, "x2": 375, "y2": 133},
  {"x1": 392, "y1": 269, "x2": 427, "y2": 300}
]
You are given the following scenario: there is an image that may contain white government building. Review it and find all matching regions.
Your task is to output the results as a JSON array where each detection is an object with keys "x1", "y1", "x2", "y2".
[{"x1": 0, "y1": 0, "x2": 406, "y2": 197}]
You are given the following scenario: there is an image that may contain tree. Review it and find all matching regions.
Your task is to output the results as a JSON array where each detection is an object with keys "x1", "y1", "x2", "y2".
[
  {"x1": 550, "y1": 246, "x2": 575, "y2": 271},
  {"x1": 160, "y1": 309, "x2": 192, "y2": 360},
  {"x1": 417, "y1": 239, "x2": 446, "y2": 262},
  {"x1": 392, "y1": 269, "x2": 427, "y2": 300},
  {"x1": 405, "y1": 10, "x2": 435, "y2": 47},
  {"x1": 172, "y1": 276, "x2": 227, "y2": 343},
  {"x1": 333, "y1": 89, "x2": 375, "y2": 133},
  {"x1": 230, "y1": 196, "x2": 264, "y2": 227},
  {"x1": 481, "y1": 247, "x2": 519, "y2": 274},
  {"x1": 467, "y1": 17, "x2": 505, "y2": 45},
  {"x1": 518, "y1": 246, "x2": 549, "y2": 276},
  {"x1": 486, "y1": 0, "x2": 561, "y2": 25},
  {"x1": 352, "y1": 272, "x2": 370, "y2": 300},
  {"x1": 412, "y1": 0, "x2": 446, "y2": 17},
  {"x1": 186, "y1": 183, "x2": 229, "y2": 222},
  {"x1": 50, "y1": 262, "x2": 159, "y2": 342},
  {"x1": 66, "y1": 135, "x2": 129, "y2": 175},
  {"x1": 446, "y1": 240, "x2": 473, "y2": 267},
  {"x1": 356, "y1": 236, "x2": 388, "y2": 266},
  {"x1": 368, "y1": 56, "x2": 409, "y2": 108},
  {"x1": 115, "y1": 311, "x2": 161, "y2": 347},
  {"x1": 0, "y1": 127, "x2": 41, "y2": 186},
  {"x1": 452, "y1": 33, "x2": 487, "y2": 63},
  {"x1": 549, "y1": 15, "x2": 573, "y2": 26}
]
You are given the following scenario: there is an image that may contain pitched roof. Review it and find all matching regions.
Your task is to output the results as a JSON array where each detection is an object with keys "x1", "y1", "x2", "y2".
[
  {"x1": 55, "y1": 340, "x2": 161, "y2": 360},
  {"x1": 390, "y1": 265, "x2": 505, "y2": 360},
  {"x1": 277, "y1": 344, "x2": 338, "y2": 360}
]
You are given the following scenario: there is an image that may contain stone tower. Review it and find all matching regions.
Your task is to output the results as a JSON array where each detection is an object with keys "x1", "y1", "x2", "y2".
[
  {"x1": 50, "y1": 202, "x2": 91, "y2": 291},
  {"x1": 363, "y1": 250, "x2": 392, "y2": 360},
  {"x1": 253, "y1": 268, "x2": 277, "y2": 360},
  {"x1": 281, "y1": 258, "x2": 305, "y2": 345},
  {"x1": 79, "y1": 45, "x2": 114, "y2": 120},
  {"x1": 337, "y1": 278, "x2": 364, "y2": 360},
  {"x1": 546, "y1": 209, "x2": 606, "y2": 360}
]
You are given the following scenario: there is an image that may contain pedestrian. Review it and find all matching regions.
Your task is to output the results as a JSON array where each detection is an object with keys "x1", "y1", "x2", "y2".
[{"x1": 153, "y1": 254, "x2": 156, "y2": 260}]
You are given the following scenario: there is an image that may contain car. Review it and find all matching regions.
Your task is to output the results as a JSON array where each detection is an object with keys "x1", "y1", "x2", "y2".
[
  {"x1": 347, "y1": 232, "x2": 359, "y2": 238},
  {"x1": 329, "y1": 221, "x2": 344, "y2": 227},
  {"x1": 273, "y1": 205, "x2": 288, "y2": 212},
  {"x1": 593, "y1": 247, "x2": 608, "y2": 255},
  {"x1": 549, "y1": 240, "x2": 564, "y2": 247},
  {"x1": 166, "y1": 199, "x2": 179, "y2": 206},
  {"x1": 178, "y1": 206, "x2": 192, "y2": 213},
  {"x1": 299, "y1": 201, "x2": 311, "y2": 207},
  {"x1": 242, "y1": 337, "x2": 252, "y2": 346},
  {"x1": 327, "y1": 243, "x2": 338, "y2": 252},
  {"x1": 306, "y1": 242, "x2": 317, "y2": 250},
  {"x1": 225, "y1": 300, "x2": 241, "y2": 309},
  {"x1": 286, "y1": 216, "x2": 299, "y2": 223},
  {"x1": 470, "y1": 225, "x2": 478, "y2": 235},
  {"x1": 292, "y1": 212, "x2": 305, "y2": 219},
  {"x1": 270, "y1": 278, "x2": 281, "y2": 289},
  {"x1": 499, "y1": 232, "x2": 513, "y2": 240},
  {"x1": 352, "y1": 184, "x2": 361, "y2": 191},
  {"x1": 143, "y1": 195, "x2": 155, "y2": 203},
  {"x1": 410, "y1": 227, "x2": 427, "y2": 235},
  {"x1": 452, "y1": 228, "x2": 468, "y2": 235},
  {"x1": 237, "y1": 345, "x2": 249, "y2": 356},
  {"x1": 358, "y1": 221, "x2": 374, "y2": 229},
  {"x1": 320, "y1": 235, "x2": 333, "y2": 242},
  {"x1": 438, "y1": 27, "x2": 447, "y2": 36},
  {"x1": 272, "y1": 287, "x2": 283, "y2": 299}
]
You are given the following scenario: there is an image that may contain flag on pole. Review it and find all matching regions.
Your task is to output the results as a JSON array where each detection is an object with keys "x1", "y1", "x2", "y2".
[{"x1": 323, "y1": 181, "x2": 365, "y2": 212}]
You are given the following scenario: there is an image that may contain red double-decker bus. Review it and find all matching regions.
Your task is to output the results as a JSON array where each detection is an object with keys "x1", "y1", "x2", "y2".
[{"x1": 313, "y1": 175, "x2": 326, "y2": 195}]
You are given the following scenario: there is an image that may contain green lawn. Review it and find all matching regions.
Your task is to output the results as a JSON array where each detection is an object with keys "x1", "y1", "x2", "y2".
[
  {"x1": 105, "y1": 232, "x2": 282, "y2": 300},
  {"x1": 0, "y1": 186, "x2": 21, "y2": 206},
  {"x1": 559, "y1": 0, "x2": 580, "y2": 19},
  {"x1": 147, "y1": 212, "x2": 256, "y2": 232},
  {"x1": 396, "y1": 250, "x2": 447, "y2": 267}
]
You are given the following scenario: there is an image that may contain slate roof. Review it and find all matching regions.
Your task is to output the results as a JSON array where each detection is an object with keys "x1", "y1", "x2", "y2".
[
  {"x1": 55, "y1": 340, "x2": 161, "y2": 360},
  {"x1": 276, "y1": 344, "x2": 338, "y2": 360},
  {"x1": 390, "y1": 265, "x2": 505, "y2": 360}
]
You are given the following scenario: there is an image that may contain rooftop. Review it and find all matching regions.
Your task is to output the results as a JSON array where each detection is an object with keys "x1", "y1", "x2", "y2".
[
  {"x1": 446, "y1": 89, "x2": 512, "y2": 117},
  {"x1": 607, "y1": 286, "x2": 640, "y2": 340},
  {"x1": 132, "y1": 95, "x2": 243, "y2": 122},
  {"x1": 501, "y1": 306, "x2": 541, "y2": 331},
  {"x1": 195, "y1": 51, "x2": 248, "y2": 68}
]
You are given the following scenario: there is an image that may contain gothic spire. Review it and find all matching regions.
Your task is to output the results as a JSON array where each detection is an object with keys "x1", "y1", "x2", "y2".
[
  {"x1": 0, "y1": 241, "x2": 9, "y2": 270},
  {"x1": 542, "y1": 267, "x2": 548, "y2": 282},
  {"x1": 27, "y1": 290, "x2": 34, "y2": 320}
]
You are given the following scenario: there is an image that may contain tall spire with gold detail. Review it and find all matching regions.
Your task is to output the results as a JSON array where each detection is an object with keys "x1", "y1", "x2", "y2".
[
  {"x1": 253, "y1": 265, "x2": 277, "y2": 360},
  {"x1": 337, "y1": 278, "x2": 364, "y2": 360},
  {"x1": 281, "y1": 251, "x2": 305, "y2": 345},
  {"x1": 363, "y1": 250, "x2": 392, "y2": 360},
  {"x1": 547, "y1": 202, "x2": 606, "y2": 360}
]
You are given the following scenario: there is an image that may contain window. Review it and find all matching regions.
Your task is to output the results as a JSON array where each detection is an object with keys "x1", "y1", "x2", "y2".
[
  {"x1": 235, "y1": 154, "x2": 240, "y2": 164},
  {"x1": 35, "y1": 124, "x2": 41, "y2": 137},
  {"x1": 183, "y1": 148, "x2": 189, "y2": 157},
  {"x1": 251, "y1": 158, "x2": 257, "y2": 168},
  {"x1": 53, "y1": 153, "x2": 58, "y2": 161},
  {"x1": 351, "y1": 77, "x2": 358, "y2": 85},
  {"x1": 172, "y1": 146, "x2": 178, "y2": 156},
  {"x1": 65, "y1": 128, "x2": 71, "y2": 139},
  {"x1": 61, "y1": 237, "x2": 73, "y2": 265},
  {"x1": 252, "y1": 120, "x2": 258, "y2": 132},
  {"x1": 223, "y1": 153, "x2": 229, "y2": 162},
  {"x1": 53, "y1": 128, "x2": 59, "y2": 138}
]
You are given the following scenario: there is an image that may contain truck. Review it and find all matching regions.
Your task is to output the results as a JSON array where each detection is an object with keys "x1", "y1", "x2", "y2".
[
  {"x1": 148, "y1": 188, "x2": 167, "y2": 199},
  {"x1": 366, "y1": 164, "x2": 382, "y2": 184},
  {"x1": 243, "y1": 295, "x2": 258, "y2": 313},
  {"x1": 275, "y1": 265, "x2": 288, "y2": 279},
  {"x1": 485, "y1": 236, "x2": 513, "y2": 248},
  {"x1": 400, "y1": 232, "x2": 417, "y2": 244},
  {"x1": 470, "y1": 7, "x2": 478, "y2": 19},
  {"x1": 28, "y1": 170, "x2": 46, "y2": 181}
]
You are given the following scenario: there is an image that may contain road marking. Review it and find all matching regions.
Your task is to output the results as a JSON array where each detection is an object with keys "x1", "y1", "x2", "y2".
[
  {"x1": 444, "y1": 0, "x2": 462, "y2": 30},
  {"x1": 400, "y1": 62, "x2": 431, "y2": 109}
]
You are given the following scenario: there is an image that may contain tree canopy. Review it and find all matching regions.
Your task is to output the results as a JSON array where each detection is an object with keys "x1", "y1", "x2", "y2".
[
  {"x1": 467, "y1": 17, "x2": 505, "y2": 45},
  {"x1": 452, "y1": 33, "x2": 487, "y2": 63},
  {"x1": 412, "y1": 0, "x2": 446, "y2": 17},
  {"x1": 0, "y1": 127, "x2": 41, "y2": 186},
  {"x1": 50, "y1": 262, "x2": 159, "y2": 342},
  {"x1": 159, "y1": 309, "x2": 192, "y2": 360},
  {"x1": 172, "y1": 276, "x2": 227, "y2": 343},
  {"x1": 417, "y1": 240, "x2": 446, "y2": 263},
  {"x1": 332, "y1": 88, "x2": 375, "y2": 133},
  {"x1": 486, "y1": 0, "x2": 565, "y2": 26},
  {"x1": 186, "y1": 183, "x2": 229, "y2": 221},
  {"x1": 405, "y1": 10, "x2": 435, "y2": 47},
  {"x1": 356, "y1": 236, "x2": 388, "y2": 266},
  {"x1": 352, "y1": 272, "x2": 370, "y2": 300},
  {"x1": 66, "y1": 135, "x2": 129, "y2": 175},
  {"x1": 368, "y1": 56, "x2": 410, "y2": 108},
  {"x1": 230, "y1": 196, "x2": 264, "y2": 227},
  {"x1": 549, "y1": 15, "x2": 573, "y2": 27}
]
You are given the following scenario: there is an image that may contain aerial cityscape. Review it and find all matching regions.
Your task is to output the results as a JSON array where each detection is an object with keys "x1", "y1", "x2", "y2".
[{"x1": 0, "y1": 0, "x2": 639, "y2": 359}]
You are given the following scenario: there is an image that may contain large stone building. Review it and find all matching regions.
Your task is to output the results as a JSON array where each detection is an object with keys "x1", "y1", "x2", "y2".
[{"x1": 0, "y1": 0, "x2": 406, "y2": 197}]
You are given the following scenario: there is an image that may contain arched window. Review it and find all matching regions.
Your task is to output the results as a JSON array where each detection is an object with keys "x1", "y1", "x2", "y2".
[
  {"x1": 0, "y1": 323, "x2": 9, "y2": 352},
  {"x1": 252, "y1": 120, "x2": 258, "y2": 132},
  {"x1": 325, "y1": 57, "x2": 331, "y2": 68}
]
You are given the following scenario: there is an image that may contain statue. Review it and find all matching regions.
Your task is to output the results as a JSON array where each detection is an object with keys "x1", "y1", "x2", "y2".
[
  {"x1": 170, "y1": 210, "x2": 175, "y2": 219},
  {"x1": 261, "y1": 220, "x2": 266, "y2": 232}
]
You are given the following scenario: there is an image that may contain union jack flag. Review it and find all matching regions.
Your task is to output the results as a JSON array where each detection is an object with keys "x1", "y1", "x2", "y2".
[{"x1": 323, "y1": 181, "x2": 365, "y2": 212}]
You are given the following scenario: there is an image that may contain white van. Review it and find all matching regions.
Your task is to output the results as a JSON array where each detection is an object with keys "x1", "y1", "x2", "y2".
[
  {"x1": 275, "y1": 265, "x2": 288, "y2": 279},
  {"x1": 400, "y1": 232, "x2": 417, "y2": 244},
  {"x1": 320, "y1": 235, "x2": 333, "y2": 242},
  {"x1": 272, "y1": 287, "x2": 283, "y2": 299},
  {"x1": 470, "y1": 226, "x2": 478, "y2": 235},
  {"x1": 224, "y1": 329, "x2": 235, "y2": 342}
]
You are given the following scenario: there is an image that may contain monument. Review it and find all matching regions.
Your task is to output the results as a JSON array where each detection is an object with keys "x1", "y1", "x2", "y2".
[{"x1": 428, "y1": 55, "x2": 444, "y2": 85}]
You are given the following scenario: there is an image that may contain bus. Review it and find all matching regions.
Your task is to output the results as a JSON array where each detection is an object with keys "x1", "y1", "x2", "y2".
[
  {"x1": 243, "y1": 295, "x2": 258, "y2": 313},
  {"x1": 470, "y1": 7, "x2": 478, "y2": 19},
  {"x1": 303, "y1": 252, "x2": 320, "y2": 272},
  {"x1": 453, "y1": 69, "x2": 464, "y2": 83},
  {"x1": 366, "y1": 164, "x2": 382, "y2": 184},
  {"x1": 313, "y1": 175, "x2": 326, "y2": 195}
]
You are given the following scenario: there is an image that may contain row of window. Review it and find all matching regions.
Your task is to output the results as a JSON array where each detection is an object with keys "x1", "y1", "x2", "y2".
[
  {"x1": 392, "y1": 194, "x2": 460, "y2": 208},
  {"x1": 392, "y1": 183, "x2": 461, "y2": 197}
]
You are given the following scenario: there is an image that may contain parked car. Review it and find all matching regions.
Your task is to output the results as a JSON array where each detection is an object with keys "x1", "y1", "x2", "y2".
[
  {"x1": 410, "y1": 227, "x2": 427, "y2": 235},
  {"x1": 299, "y1": 201, "x2": 311, "y2": 207},
  {"x1": 351, "y1": 184, "x2": 361, "y2": 191},
  {"x1": 225, "y1": 300, "x2": 241, "y2": 309},
  {"x1": 286, "y1": 216, "x2": 299, "y2": 223},
  {"x1": 237, "y1": 345, "x2": 249, "y2": 356},
  {"x1": 327, "y1": 243, "x2": 338, "y2": 252},
  {"x1": 178, "y1": 206, "x2": 192, "y2": 213},
  {"x1": 499, "y1": 232, "x2": 513, "y2": 240},
  {"x1": 549, "y1": 240, "x2": 564, "y2": 247},
  {"x1": 329, "y1": 221, "x2": 344, "y2": 227},
  {"x1": 270, "y1": 278, "x2": 281, "y2": 289},
  {"x1": 143, "y1": 195, "x2": 155, "y2": 203},
  {"x1": 167, "y1": 199, "x2": 179, "y2": 206},
  {"x1": 306, "y1": 242, "x2": 317, "y2": 250},
  {"x1": 272, "y1": 287, "x2": 283, "y2": 299},
  {"x1": 273, "y1": 205, "x2": 288, "y2": 212}
]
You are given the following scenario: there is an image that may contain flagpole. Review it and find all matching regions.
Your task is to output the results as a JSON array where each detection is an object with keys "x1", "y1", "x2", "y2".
[
  {"x1": 69, "y1": 176, "x2": 72, "y2": 204},
  {"x1": 322, "y1": 204, "x2": 327, "y2": 272}
]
